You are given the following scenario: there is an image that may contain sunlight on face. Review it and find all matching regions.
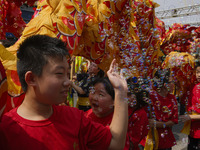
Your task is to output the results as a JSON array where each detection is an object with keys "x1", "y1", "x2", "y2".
[{"x1": 35, "y1": 56, "x2": 70, "y2": 105}]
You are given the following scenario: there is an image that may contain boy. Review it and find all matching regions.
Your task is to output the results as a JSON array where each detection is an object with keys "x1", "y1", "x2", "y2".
[
  {"x1": 180, "y1": 62, "x2": 200, "y2": 150},
  {"x1": 0, "y1": 35, "x2": 128, "y2": 150}
]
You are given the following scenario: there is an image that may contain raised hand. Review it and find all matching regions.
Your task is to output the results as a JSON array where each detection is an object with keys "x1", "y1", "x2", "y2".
[{"x1": 107, "y1": 59, "x2": 128, "y2": 92}]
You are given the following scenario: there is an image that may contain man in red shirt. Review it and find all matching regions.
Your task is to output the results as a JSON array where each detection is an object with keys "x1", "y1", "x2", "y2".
[
  {"x1": 0, "y1": 35, "x2": 128, "y2": 150},
  {"x1": 180, "y1": 62, "x2": 200, "y2": 150}
]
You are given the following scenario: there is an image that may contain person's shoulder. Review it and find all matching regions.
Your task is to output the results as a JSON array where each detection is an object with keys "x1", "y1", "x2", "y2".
[
  {"x1": 84, "y1": 108, "x2": 93, "y2": 117},
  {"x1": 1, "y1": 107, "x2": 17, "y2": 119},
  {"x1": 134, "y1": 107, "x2": 147, "y2": 117},
  {"x1": 193, "y1": 83, "x2": 200, "y2": 90},
  {"x1": 167, "y1": 93, "x2": 176, "y2": 98},
  {"x1": 0, "y1": 108, "x2": 18, "y2": 127}
]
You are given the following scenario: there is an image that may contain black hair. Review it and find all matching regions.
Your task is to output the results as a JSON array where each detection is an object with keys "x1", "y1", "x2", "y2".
[
  {"x1": 134, "y1": 90, "x2": 149, "y2": 109},
  {"x1": 154, "y1": 69, "x2": 170, "y2": 88},
  {"x1": 0, "y1": 39, "x2": 16, "y2": 48},
  {"x1": 92, "y1": 77, "x2": 115, "y2": 100},
  {"x1": 97, "y1": 68, "x2": 105, "y2": 78},
  {"x1": 17, "y1": 34, "x2": 70, "y2": 92},
  {"x1": 127, "y1": 78, "x2": 148, "y2": 110},
  {"x1": 195, "y1": 61, "x2": 200, "y2": 69}
]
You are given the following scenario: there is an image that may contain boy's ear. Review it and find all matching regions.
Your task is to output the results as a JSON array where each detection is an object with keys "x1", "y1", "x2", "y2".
[{"x1": 25, "y1": 71, "x2": 37, "y2": 86}]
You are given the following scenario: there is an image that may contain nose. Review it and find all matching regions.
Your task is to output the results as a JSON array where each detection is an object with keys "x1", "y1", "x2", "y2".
[
  {"x1": 91, "y1": 93, "x2": 99, "y2": 101},
  {"x1": 63, "y1": 77, "x2": 70, "y2": 87}
]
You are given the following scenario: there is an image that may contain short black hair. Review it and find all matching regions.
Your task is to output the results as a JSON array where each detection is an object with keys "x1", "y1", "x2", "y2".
[
  {"x1": 92, "y1": 77, "x2": 115, "y2": 100},
  {"x1": 195, "y1": 61, "x2": 200, "y2": 69},
  {"x1": 97, "y1": 68, "x2": 105, "y2": 78},
  {"x1": 134, "y1": 90, "x2": 149, "y2": 109},
  {"x1": 17, "y1": 35, "x2": 70, "y2": 92},
  {"x1": 154, "y1": 69, "x2": 170, "y2": 88},
  {"x1": 0, "y1": 39, "x2": 16, "y2": 48}
]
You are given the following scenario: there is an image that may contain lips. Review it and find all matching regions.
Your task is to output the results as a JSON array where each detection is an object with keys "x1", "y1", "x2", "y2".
[
  {"x1": 91, "y1": 102, "x2": 99, "y2": 108},
  {"x1": 61, "y1": 90, "x2": 69, "y2": 97}
]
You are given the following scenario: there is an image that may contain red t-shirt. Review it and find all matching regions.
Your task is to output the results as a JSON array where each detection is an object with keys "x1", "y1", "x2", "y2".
[
  {"x1": 146, "y1": 91, "x2": 178, "y2": 149},
  {"x1": 187, "y1": 83, "x2": 200, "y2": 138},
  {"x1": 85, "y1": 107, "x2": 149, "y2": 150},
  {"x1": 0, "y1": 105, "x2": 112, "y2": 150}
]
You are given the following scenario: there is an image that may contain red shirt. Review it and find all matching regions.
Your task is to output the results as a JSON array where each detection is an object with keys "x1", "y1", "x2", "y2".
[
  {"x1": 180, "y1": 84, "x2": 195, "y2": 107},
  {"x1": 148, "y1": 91, "x2": 178, "y2": 149},
  {"x1": 187, "y1": 83, "x2": 200, "y2": 138},
  {"x1": 0, "y1": 105, "x2": 112, "y2": 150},
  {"x1": 85, "y1": 107, "x2": 149, "y2": 150}
]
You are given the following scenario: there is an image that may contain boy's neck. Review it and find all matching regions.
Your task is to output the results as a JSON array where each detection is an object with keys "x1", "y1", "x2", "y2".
[{"x1": 17, "y1": 95, "x2": 53, "y2": 121}]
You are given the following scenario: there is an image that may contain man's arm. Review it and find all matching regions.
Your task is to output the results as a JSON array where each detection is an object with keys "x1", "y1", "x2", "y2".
[
  {"x1": 149, "y1": 119, "x2": 175, "y2": 128},
  {"x1": 180, "y1": 114, "x2": 200, "y2": 122},
  {"x1": 106, "y1": 59, "x2": 128, "y2": 150},
  {"x1": 70, "y1": 81, "x2": 86, "y2": 95}
]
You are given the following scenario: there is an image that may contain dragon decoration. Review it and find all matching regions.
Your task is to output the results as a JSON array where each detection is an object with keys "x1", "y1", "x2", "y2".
[{"x1": 161, "y1": 24, "x2": 200, "y2": 97}]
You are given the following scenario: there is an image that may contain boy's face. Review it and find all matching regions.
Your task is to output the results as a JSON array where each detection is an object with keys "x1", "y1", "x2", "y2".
[
  {"x1": 34, "y1": 56, "x2": 70, "y2": 105},
  {"x1": 196, "y1": 66, "x2": 200, "y2": 83}
]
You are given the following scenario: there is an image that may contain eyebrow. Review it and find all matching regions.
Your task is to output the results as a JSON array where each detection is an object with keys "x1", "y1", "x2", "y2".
[
  {"x1": 55, "y1": 66, "x2": 66, "y2": 69},
  {"x1": 98, "y1": 89, "x2": 108, "y2": 94}
]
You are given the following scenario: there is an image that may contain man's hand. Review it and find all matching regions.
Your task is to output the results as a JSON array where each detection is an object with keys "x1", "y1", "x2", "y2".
[{"x1": 179, "y1": 115, "x2": 191, "y2": 122}]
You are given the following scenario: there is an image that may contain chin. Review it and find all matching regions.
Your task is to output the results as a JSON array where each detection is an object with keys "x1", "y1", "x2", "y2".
[{"x1": 54, "y1": 99, "x2": 66, "y2": 105}]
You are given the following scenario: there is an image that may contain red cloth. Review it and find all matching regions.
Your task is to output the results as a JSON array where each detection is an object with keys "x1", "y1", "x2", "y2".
[
  {"x1": 0, "y1": 60, "x2": 25, "y2": 120},
  {"x1": 146, "y1": 91, "x2": 178, "y2": 149},
  {"x1": 180, "y1": 84, "x2": 195, "y2": 106},
  {"x1": 0, "y1": 105, "x2": 112, "y2": 150},
  {"x1": 85, "y1": 107, "x2": 149, "y2": 150},
  {"x1": 187, "y1": 83, "x2": 200, "y2": 138},
  {"x1": 0, "y1": 61, "x2": 7, "y2": 119}
]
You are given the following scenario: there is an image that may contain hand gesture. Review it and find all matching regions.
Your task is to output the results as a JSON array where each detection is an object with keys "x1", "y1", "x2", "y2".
[{"x1": 107, "y1": 59, "x2": 128, "y2": 92}]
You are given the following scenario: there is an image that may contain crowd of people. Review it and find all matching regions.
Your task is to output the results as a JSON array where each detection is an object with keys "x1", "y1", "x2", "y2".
[
  {"x1": 68, "y1": 49, "x2": 200, "y2": 149},
  {"x1": 0, "y1": 34, "x2": 200, "y2": 150}
]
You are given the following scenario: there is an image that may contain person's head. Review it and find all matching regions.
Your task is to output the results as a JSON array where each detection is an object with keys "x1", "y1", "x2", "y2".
[
  {"x1": 89, "y1": 77, "x2": 114, "y2": 118},
  {"x1": 153, "y1": 69, "x2": 170, "y2": 93},
  {"x1": 0, "y1": 39, "x2": 16, "y2": 48},
  {"x1": 17, "y1": 34, "x2": 70, "y2": 105},
  {"x1": 88, "y1": 62, "x2": 104, "y2": 77},
  {"x1": 127, "y1": 78, "x2": 148, "y2": 109},
  {"x1": 195, "y1": 61, "x2": 200, "y2": 82}
]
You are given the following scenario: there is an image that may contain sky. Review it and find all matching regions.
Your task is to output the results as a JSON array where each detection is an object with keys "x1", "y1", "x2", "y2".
[{"x1": 153, "y1": 0, "x2": 200, "y2": 27}]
